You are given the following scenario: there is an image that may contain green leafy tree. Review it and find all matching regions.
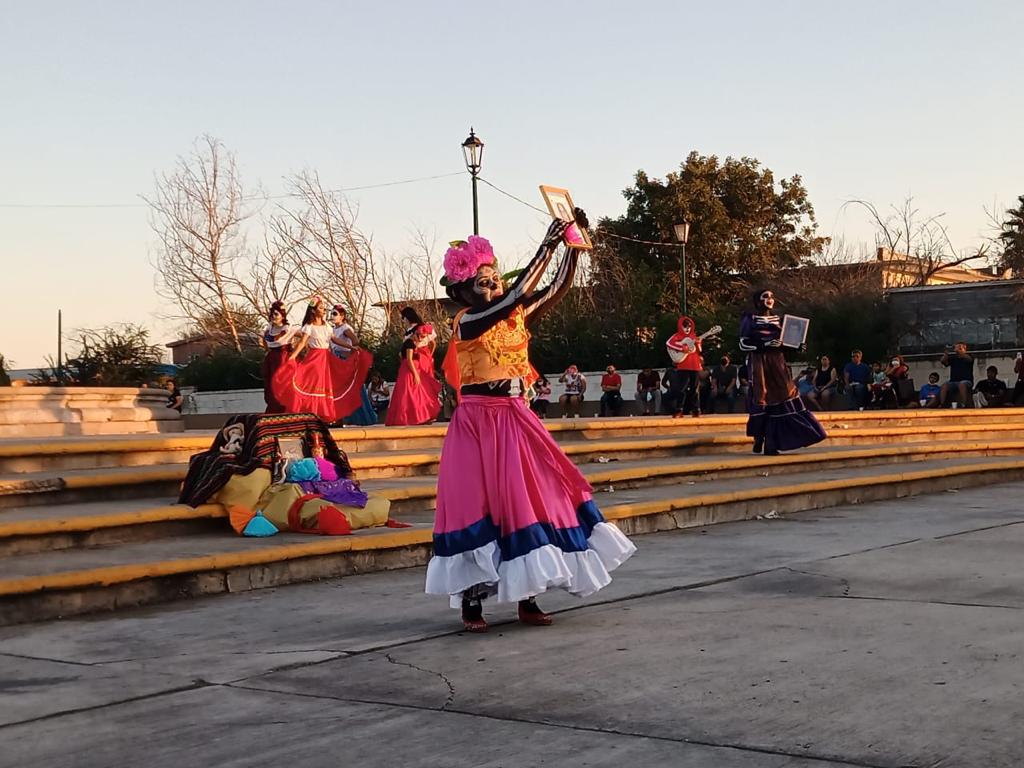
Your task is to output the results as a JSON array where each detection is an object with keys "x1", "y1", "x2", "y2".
[
  {"x1": 179, "y1": 347, "x2": 263, "y2": 391},
  {"x1": 597, "y1": 152, "x2": 828, "y2": 313},
  {"x1": 997, "y1": 195, "x2": 1024, "y2": 276}
]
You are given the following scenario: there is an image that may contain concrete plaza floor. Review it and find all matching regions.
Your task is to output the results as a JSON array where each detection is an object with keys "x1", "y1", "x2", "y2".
[{"x1": 1, "y1": 483, "x2": 1023, "y2": 767}]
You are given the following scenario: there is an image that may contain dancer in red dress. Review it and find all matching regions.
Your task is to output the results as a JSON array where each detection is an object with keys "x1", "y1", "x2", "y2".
[
  {"x1": 261, "y1": 301, "x2": 296, "y2": 414},
  {"x1": 385, "y1": 309, "x2": 442, "y2": 426},
  {"x1": 271, "y1": 297, "x2": 372, "y2": 423}
]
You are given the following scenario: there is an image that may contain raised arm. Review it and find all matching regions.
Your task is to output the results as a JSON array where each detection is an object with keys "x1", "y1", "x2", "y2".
[
  {"x1": 457, "y1": 219, "x2": 572, "y2": 340},
  {"x1": 522, "y1": 246, "x2": 581, "y2": 326}
]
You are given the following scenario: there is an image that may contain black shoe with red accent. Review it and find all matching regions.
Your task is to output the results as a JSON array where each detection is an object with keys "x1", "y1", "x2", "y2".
[
  {"x1": 461, "y1": 599, "x2": 488, "y2": 633},
  {"x1": 518, "y1": 598, "x2": 553, "y2": 626}
]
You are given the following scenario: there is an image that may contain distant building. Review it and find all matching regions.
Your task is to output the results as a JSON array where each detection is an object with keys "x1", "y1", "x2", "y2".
[
  {"x1": 888, "y1": 279, "x2": 1024, "y2": 355},
  {"x1": 874, "y1": 247, "x2": 1009, "y2": 288},
  {"x1": 165, "y1": 333, "x2": 259, "y2": 366}
]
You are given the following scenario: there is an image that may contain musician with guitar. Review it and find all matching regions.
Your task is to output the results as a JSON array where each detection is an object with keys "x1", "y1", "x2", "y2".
[{"x1": 665, "y1": 316, "x2": 722, "y2": 418}]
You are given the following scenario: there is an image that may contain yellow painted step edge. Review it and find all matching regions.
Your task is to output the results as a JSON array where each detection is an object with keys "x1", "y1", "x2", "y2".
[{"x1": 1, "y1": 458, "x2": 1023, "y2": 598}]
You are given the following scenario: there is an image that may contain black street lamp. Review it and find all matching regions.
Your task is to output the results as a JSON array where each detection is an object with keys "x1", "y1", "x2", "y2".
[
  {"x1": 461, "y1": 128, "x2": 485, "y2": 235},
  {"x1": 673, "y1": 221, "x2": 691, "y2": 315}
]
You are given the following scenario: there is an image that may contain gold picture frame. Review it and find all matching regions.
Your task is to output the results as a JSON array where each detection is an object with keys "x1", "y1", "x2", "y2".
[{"x1": 539, "y1": 184, "x2": 593, "y2": 251}]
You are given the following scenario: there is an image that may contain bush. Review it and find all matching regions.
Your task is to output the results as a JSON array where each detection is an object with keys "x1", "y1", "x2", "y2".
[{"x1": 180, "y1": 348, "x2": 263, "y2": 391}]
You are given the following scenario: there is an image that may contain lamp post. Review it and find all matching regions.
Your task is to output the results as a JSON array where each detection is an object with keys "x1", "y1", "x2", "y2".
[
  {"x1": 673, "y1": 221, "x2": 691, "y2": 315},
  {"x1": 461, "y1": 128, "x2": 485, "y2": 235}
]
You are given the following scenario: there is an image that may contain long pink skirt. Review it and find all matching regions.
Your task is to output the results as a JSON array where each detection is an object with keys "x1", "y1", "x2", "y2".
[{"x1": 425, "y1": 395, "x2": 635, "y2": 606}]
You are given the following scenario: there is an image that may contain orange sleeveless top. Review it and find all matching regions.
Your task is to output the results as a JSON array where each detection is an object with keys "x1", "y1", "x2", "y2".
[{"x1": 442, "y1": 306, "x2": 539, "y2": 394}]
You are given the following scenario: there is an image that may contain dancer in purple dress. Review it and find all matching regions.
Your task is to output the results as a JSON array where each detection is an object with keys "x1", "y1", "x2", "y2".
[{"x1": 739, "y1": 288, "x2": 827, "y2": 455}]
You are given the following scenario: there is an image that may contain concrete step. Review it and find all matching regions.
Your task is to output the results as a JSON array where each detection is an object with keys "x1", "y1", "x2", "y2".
[
  {"x1": 1, "y1": 453, "x2": 1023, "y2": 625},
  {"x1": 5, "y1": 420, "x2": 1024, "y2": 509},
  {"x1": 2, "y1": 440, "x2": 1023, "y2": 557},
  {"x1": 3, "y1": 408, "x2": 1024, "y2": 473}
]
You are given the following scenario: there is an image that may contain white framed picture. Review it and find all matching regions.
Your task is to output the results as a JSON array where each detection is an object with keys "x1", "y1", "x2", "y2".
[{"x1": 780, "y1": 314, "x2": 810, "y2": 348}]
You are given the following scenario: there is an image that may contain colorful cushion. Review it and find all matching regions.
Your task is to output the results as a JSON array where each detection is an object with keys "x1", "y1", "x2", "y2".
[
  {"x1": 214, "y1": 469, "x2": 272, "y2": 512},
  {"x1": 243, "y1": 515, "x2": 278, "y2": 537},
  {"x1": 285, "y1": 458, "x2": 321, "y2": 483},
  {"x1": 344, "y1": 496, "x2": 391, "y2": 530},
  {"x1": 258, "y1": 483, "x2": 307, "y2": 530},
  {"x1": 314, "y1": 457, "x2": 339, "y2": 482}
]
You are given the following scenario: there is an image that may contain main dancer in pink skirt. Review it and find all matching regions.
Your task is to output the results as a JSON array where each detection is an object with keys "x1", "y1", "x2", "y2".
[{"x1": 425, "y1": 212, "x2": 636, "y2": 632}]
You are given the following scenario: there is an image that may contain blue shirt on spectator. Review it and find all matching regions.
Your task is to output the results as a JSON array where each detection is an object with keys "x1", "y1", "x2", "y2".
[
  {"x1": 843, "y1": 361, "x2": 871, "y2": 385},
  {"x1": 919, "y1": 383, "x2": 941, "y2": 400}
]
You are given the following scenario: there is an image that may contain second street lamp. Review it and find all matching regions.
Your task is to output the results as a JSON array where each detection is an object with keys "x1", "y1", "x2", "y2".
[
  {"x1": 461, "y1": 128, "x2": 484, "y2": 235},
  {"x1": 673, "y1": 221, "x2": 691, "y2": 315}
]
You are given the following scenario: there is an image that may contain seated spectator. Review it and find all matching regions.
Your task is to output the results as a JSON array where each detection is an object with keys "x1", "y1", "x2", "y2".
[
  {"x1": 797, "y1": 368, "x2": 819, "y2": 410},
  {"x1": 885, "y1": 355, "x2": 912, "y2": 407},
  {"x1": 368, "y1": 371, "x2": 391, "y2": 416},
  {"x1": 973, "y1": 366, "x2": 1008, "y2": 408},
  {"x1": 1013, "y1": 353, "x2": 1024, "y2": 406},
  {"x1": 165, "y1": 379, "x2": 183, "y2": 413},
  {"x1": 843, "y1": 349, "x2": 871, "y2": 409},
  {"x1": 709, "y1": 355, "x2": 739, "y2": 413},
  {"x1": 559, "y1": 365, "x2": 586, "y2": 418},
  {"x1": 635, "y1": 366, "x2": 661, "y2": 416},
  {"x1": 806, "y1": 355, "x2": 839, "y2": 411},
  {"x1": 599, "y1": 365, "x2": 624, "y2": 417},
  {"x1": 869, "y1": 356, "x2": 910, "y2": 409},
  {"x1": 919, "y1": 372, "x2": 942, "y2": 408},
  {"x1": 531, "y1": 375, "x2": 552, "y2": 418},
  {"x1": 867, "y1": 361, "x2": 887, "y2": 408},
  {"x1": 939, "y1": 342, "x2": 974, "y2": 408}
]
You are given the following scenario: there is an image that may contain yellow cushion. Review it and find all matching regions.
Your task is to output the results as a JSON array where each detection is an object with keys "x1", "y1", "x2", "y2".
[
  {"x1": 343, "y1": 496, "x2": 391, "y2": 530},
  {"x1": 258, "y1": 484, "x2": 306, "y2": 530},
  {"x1": 213, "y1": 469, "x2": 272, "y2": 511}
]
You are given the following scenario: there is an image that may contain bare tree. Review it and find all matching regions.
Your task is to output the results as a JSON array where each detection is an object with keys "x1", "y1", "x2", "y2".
[
  {"x1": 843, "y1": 196, "x2": 989, "y2": 285},
  {"x1": 265, "y1": 171, "x2": 384, "y2": 336},
  {"x1": 147, "y1": 136, "x2": 256, "y2": 351}
]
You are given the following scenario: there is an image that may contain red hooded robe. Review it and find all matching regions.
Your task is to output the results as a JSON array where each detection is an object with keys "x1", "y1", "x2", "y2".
[{"x1": 666, "y1": 315, "x2": 703, "y2": 372}]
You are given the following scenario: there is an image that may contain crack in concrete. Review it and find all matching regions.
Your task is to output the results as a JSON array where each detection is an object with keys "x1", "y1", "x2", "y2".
[
  {"x1": 824, "y1": 594, "x2": 1023, "y2": 611},
  {"x1": 384, "y1": 652, "x2": 455, "y2": 710},
  {"x1": 0, "y1": 651, "x2": 98, "y2": 668},
  {"x1": 931, "y1": 519, "x2": 1024, "y2": 540},
  {"x1": 225, "y1": 681, "x2": 897, "y2": 768},
  {"x1": 0, "y1": 679, "x2": 214, "y2": 730}
]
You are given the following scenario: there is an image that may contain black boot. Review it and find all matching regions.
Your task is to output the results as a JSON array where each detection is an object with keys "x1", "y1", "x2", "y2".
[{"x1": 753, "y1": 437, "x2": 764, "y2": 454}]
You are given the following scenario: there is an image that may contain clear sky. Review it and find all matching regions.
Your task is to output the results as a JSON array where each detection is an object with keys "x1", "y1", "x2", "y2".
[{"x1": 1, "y1": 1, "x2": 1021, "y2": 368}]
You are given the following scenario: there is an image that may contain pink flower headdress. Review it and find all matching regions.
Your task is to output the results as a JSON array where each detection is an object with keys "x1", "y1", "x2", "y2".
[{"x1": 442, "y1": 236, "x2": 495, "y2": 285}]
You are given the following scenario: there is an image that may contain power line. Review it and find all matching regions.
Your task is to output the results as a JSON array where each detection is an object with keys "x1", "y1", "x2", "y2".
[
  {"x1": 0, "y1": 170, "x2": 466, "y2": 209},
  {"x1": 477, "y1": 176, "x2": 685, "y2": 248}
]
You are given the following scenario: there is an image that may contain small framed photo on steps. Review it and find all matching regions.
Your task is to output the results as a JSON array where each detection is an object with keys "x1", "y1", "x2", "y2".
[
  {"x1": 780, "y1": 315, "x2": 810, "y2": 348},
  {"x1": 539, "y1": 185, "x2": 593, "y2": 251}
]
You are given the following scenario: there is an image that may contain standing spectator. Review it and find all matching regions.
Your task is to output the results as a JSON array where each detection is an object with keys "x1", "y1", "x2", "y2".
[
  {"x1": 973, "y1": 366, "x2": 1008, "y2": 408},
  {"x1": 531, "y1": 374, "x2": 552, "y2": 418},
  {"x1": 843, "y1": 349, "x2": 872, "y2": 409},
  {"x1": 737, "y1": 362, "x2": 750, "y2": 401},
  {"x1": 939, "y1": 342, "x2": 974, "y2": 408},
  {"x1": 919, "y1": 372, "x2": 942, "y2": 407},
  {"x1": 709, "y1": 354, "x2": 739, "y2": 413},
  {"x1": 806, "y1": 355, "x2": 839, "y2": 411},
  {"x1": 662, "y1": 367, "x2": 683, "y2": 415},
  {"x1": 599, "y1": 365, "x2": 624, "y2": 417},
  {"x1": 635, "y1": 366, "x2": 661, "y2": 416},
  {"x1": 559, "y1": 365, "x2": 586, "y2": 417},
  {"x1": 1013, "y1": 353, "x2": 1024, "y2": 406}
]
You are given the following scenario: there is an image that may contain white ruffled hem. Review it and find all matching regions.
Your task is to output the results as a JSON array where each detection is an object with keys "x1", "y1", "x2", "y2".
[{"x1": 425, "y1": 521, "x2": 636, "y2": 608}]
